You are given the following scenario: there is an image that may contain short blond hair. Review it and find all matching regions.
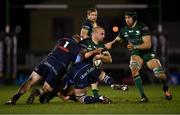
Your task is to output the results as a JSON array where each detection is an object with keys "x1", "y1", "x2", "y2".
[
  {"x1": 87, "y1": 8, "x2": 97, "y2": 15},
  {"x1": 92, "y1": 26, "x2": 105, "y2": 33}
]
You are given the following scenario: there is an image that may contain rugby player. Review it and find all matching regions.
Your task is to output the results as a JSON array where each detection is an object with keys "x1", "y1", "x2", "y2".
[
  {"x1": 81, "y1": 8, "x2": 127, "y2": 97},
  {"x1": 105, "y1": 11, "x2": 172, "y2": 102},
  {"x1": 65, "y1": 26, "x2": 113, "y2": 104},
  {"x1": 5, "y1": 34, "x2": 88, "y2": 105}
]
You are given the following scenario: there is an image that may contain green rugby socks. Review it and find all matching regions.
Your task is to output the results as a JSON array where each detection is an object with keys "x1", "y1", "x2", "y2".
[{"x1": 133, "y1": 75, "x2": 146, "y2": 98}]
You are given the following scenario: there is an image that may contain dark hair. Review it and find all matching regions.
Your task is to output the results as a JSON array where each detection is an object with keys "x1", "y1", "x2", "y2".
[{"x1": 87, "y1": 8, "x2": 97, "y2": 15}]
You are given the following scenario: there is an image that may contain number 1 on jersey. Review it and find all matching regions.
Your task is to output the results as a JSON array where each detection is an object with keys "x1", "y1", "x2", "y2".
[{"x1": 63, "y1": 41, "x2": 69, "y2": 48}]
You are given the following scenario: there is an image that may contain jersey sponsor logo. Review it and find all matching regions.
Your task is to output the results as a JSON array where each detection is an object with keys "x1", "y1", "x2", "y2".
[
  {"x1": 88, "y1": 45, "x2": 91, "y2": 48},
  {"x1": 136, "y1": 30, "x2": 140, "y2": 35},
  {"x1": 151, "y1": 54, "x2": 155, "y2": 57},
  {"x1": 80, "y1": 72, "x2": 88, "y2": 79},
  {"x1": 80, "y1": 67, "x2": 95, "y2": 79},
  {"x1": 87, "y1": 45, "x2": 96, "y2": 51},
  {"x1": 129, "y1": 30, "x2": 133, "y2": 33},
  {"x1": 124, "y1": 32, "x2": 128, "y2": 37},
  {"x1": 87, "y1": 47, "x2": 93, "y2": 51}
]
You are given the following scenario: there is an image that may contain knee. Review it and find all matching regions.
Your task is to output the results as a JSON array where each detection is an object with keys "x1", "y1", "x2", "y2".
[
  {"x1": 25, "y1": 77, "x2": 34, "y2": 86},
  {"x1": 43, "y1": 82, "x2": 53, "y2": 93},
  {"x1": 99, "y1": 71, "x2": 105, "y2": 81},
  {"x1": 130, "y1": 68, "x2": 139, "y2": 77},
  {"x1": 153, "y1": 67, "x2": 166, "y2": 80},
  {"x1": 157, "y1": 73, "x2": 166, "y2": 80},
  {"x1": 129, "y1": 61, "x2": 141, "y2": 77}
]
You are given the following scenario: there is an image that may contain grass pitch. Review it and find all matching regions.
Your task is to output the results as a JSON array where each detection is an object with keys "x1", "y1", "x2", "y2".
[{"x1": 0, "y1": 84, "x2": 180, "y2": 114}]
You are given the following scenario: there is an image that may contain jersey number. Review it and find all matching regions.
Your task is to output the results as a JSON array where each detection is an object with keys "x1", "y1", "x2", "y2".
[
  {"x1": 63, "y1": 41, "x2": 69, "y2": 48},
  {"x1": 58, "y1": 41, "x2": 70, "y2": 52}
]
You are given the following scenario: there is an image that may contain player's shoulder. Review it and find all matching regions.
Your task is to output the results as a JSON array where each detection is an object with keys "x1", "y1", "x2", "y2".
[
  {"x1": 80, "y1": 38, "x2": 91, "y2": 43},
  {"x1": 137, "y1": 21, "x2": 148, "y2": 28},
  {"x1": 82, "y1": 19, "x2": 92, "y2": 26},
  {"x1": 84, "y1": 19, "x2": 92, "y2": 24},
  {"x1": 137, "y1": 21, "x2": 150, "y2": 31},
  {"x1": 62, "y1": 37, "x2": 75, "y2": 44},
  {"x1": 79, "y1": 38, "x2": 91, "y2": 48},
  {"x1": 99, "y1": 41, "x2": 105, "y2": 46},
  {"x1": 55, "y1": 37, "x2": 66, "y2": 45},
  {"x1": 119, "y1": 25, "x2": 127, "y2": 33}
]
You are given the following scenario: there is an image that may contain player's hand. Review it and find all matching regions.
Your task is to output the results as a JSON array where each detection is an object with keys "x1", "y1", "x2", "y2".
[
  {"x1": 127, "y1": 43, "x2": 134, "y2": 50},
  {"x1": 94, "y1": 54, "x2": 103, "y2": 60},
  {"x1": 115, "y1": 36, "x2": 121, "y2": 41},
  {"x1": 93, "y1": 48, "x2": 102, "y2": 54}
]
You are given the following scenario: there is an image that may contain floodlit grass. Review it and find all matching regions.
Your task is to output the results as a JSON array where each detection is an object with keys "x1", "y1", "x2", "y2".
[{"x1": 0, "y1": 84, "x2": 179, "y2": 114}]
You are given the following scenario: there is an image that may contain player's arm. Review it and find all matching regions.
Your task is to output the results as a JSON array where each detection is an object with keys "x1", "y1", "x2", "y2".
[
  {"x1": 105, "y1": 36, "x2": 122, "y2": 50},
  {"x1": 94, "y1": 51, "x2": 112, "y2": 63},
  {"x1": 127, "y1": 24, "x2": 152, "y2": 50},
  {"x1": 84, "y1": 48, "x2": 102, "y2": 59},
  {"x1": 75, "y1": 48, "x2": 86, "y2": 63},
  {"x1": 80, "y1": 28, "x2": 89, "y2": 39},
  {"x1": 127, "y1": 35, "x2": 151, "y2": 50}
]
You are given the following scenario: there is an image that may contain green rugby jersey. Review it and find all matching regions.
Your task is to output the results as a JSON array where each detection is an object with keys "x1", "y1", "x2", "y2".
[
  {"x1": 119, "y1": 21, "x2": 151, "y2": 46},
  {"x1": 80, "y1": 38, "x2": 105, "y2": 63}
]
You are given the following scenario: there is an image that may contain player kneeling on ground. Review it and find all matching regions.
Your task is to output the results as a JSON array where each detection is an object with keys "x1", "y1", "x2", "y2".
[{"x1": 64, "y1": 59, "x2": 113, "y2": 104}]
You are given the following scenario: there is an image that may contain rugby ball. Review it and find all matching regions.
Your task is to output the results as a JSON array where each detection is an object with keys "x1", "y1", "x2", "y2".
[{"x1": 93, "y1": 58, "x2": 102, "y2": 68}]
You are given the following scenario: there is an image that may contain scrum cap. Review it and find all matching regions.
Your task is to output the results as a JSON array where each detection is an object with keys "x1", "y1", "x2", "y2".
[{"x1": 125, "y1": 11, "x2": 137, "y2": 21}]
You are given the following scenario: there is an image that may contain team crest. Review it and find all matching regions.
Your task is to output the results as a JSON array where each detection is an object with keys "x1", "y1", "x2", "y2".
[
  {"x1": 136, "y1": 30, "x2": 140, "y2": 35},
  {"x1": 151, "y1": 54, "x2": 155, "y2": 57}
]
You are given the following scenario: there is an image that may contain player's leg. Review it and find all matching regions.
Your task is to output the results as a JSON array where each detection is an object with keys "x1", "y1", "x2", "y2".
[
  {"x1": 146, "y1": 58, "x2": 172, "y2": 100},
  {"x1": 39, "y1": 91, "x2": 57, "y2": 103},
  {"x1": 98, "y1": 71, "x2": 128, "y2": 91},
  {"x1": 91, "y1": 69, "x2": 115, "y2": 97},
  {"x1": 40, "y1": 82, "x2": 77, "y2": 103},
  {"x1": 27, "y1": 66, "x2": 59, "y2": 104},
  {"x1": 6, "y1": 71, "x2": 42, "y2": 105},
  {"x1": 39, "y1": 75, "x2": 75, "y2": 103},
  {"x1": 56, "y1": 85, "x2": 77, "y2": 101},
  {"x1": 130, "y1": 55, "x2": 149, "y2": 102},
  {"x1": 27, "y1": 81, "x2": 54, "y2": 104},
  {"x1": 27, "y1": 61, "x2": 67, "y2": 104},
  {"x1": 72, "y1": 65, "x2": 112, "y2": 104},
  {"x1": 91, "y1": 82, "x2": 100, "y2": 97},
  {"x1": 27, "y1": 63, "x2": 68, "y2": 104},
  {"x1": 62, "y1": 80, "x2": 78, "y2": 101},
  {"x1": 74, "y1": 88, "x2": 112, "y2": 104}
]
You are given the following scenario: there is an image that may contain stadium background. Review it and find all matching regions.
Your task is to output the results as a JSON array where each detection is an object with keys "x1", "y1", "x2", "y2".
[{"x1": 0, "y1": 0, "x2": 180, "y2": 86}]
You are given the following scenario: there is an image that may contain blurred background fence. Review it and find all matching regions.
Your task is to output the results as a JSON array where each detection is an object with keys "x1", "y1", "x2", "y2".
[{"x1": 0, "y1": 0, "x2": 180, "y2": 85}]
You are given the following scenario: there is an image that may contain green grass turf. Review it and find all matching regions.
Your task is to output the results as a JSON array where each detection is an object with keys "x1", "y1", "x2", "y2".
[{"x1": 0, "y1": 84, "x2": 179, "y2": 114}]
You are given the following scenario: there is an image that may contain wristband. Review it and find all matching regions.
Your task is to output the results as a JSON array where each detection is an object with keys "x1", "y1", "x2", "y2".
[{"x1": 133, "y1": 45, "x2": 138, "y2": 49}]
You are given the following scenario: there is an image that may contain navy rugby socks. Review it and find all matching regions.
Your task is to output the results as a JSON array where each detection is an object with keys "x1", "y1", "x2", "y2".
[
  {"x1": 82, "y1": 96, "x2": 102, "y2": 104},
  {"x1": 102, "y1": 75, "x2": 115, "y2": 85}
]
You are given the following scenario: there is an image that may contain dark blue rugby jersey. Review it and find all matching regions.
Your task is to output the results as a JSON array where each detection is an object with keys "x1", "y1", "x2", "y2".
[
  {"x1": 82, "y1": 19, "x2": 93, "y2": 37},
  {"x1": 48, "y1": 37, "x2": 83, "y2": 67}
]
